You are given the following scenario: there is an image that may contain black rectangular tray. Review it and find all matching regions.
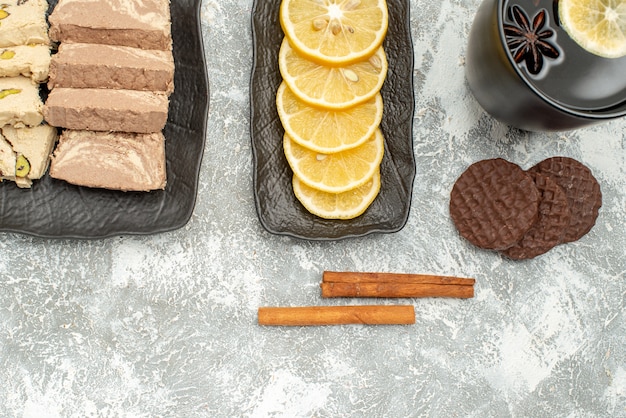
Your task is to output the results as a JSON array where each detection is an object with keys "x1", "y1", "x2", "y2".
[
  {"x1": 250, "y1": 0, "x2": 416, "y2": 240},
  {"x1": 0, "y1": 0, "x2": 208, "y2": 239}
]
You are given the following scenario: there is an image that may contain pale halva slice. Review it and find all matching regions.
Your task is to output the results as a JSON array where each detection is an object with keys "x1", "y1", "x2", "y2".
[
  {"x1": 0, "y1": 76, "x2": 44, "y2": 127},
  {"x1": 0, "y1": 44, "x2": 51, "y2": 82},
  {"x1": 0, "y1": 0, "x2": 50, "y2": 48},
  {"x1": 0, "y1": 132, "x2": 16, "y2": 180},
  {"x1": 1, "y1": 124, "x2": 57, "y2": 187}
]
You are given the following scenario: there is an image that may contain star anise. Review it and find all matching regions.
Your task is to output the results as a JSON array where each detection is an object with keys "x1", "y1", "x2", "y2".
[{"x1": 504, "y1": 5, "x2": 560, "y2": 75}]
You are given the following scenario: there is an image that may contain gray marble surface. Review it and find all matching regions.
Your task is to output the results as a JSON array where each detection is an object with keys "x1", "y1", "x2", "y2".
[{"x1": 1, "y1": 0, "x2": 625, "y2": 416}]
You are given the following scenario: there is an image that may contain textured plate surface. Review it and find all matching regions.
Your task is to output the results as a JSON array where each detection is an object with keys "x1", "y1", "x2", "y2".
[
  {"x1": 0, "y1": 0, "x2": 208, "y2": 239},
  {"x1": 250, "y1": 0, "x2": 415, "y2": 240}
]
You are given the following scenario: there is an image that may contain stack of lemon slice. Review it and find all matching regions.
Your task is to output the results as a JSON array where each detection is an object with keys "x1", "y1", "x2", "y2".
[{"x1": 277, "y1": 0, "x2": 389, "y2": 220}]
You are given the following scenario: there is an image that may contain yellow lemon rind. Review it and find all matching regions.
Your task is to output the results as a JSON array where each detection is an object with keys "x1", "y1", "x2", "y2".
[
  {"x1": 558, "y1": 0, "x2": 626, "y2": 58},
  {"x1": 276, "y1": 82, "x2": 384, "y2": 154},
  {"x1": 292, "y1": 171, "x2": 381, "y2": 219},
  {"x1": 279, "y1": 0, "x2": 389, "y2": 66},
  {"x1": 278, "y1": 39, "x2": 388, "y2": 110},
  {"x1": 283, "y1": 128, "x2": 385, "y2": 194}
]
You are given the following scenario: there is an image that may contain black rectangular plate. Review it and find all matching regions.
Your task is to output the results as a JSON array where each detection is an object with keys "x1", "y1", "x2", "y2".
[
  {"x1": 0, "y1": 0, "x2": 209, "y2": 239},
  {"x1": 250, "y1": 0, "x2": 415, "y2": 240}
]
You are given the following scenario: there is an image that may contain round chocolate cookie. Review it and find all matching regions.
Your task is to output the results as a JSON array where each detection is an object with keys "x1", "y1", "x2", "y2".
[
  {"x1": 450, "y1": 158, "x2": 540, "y2": 250},
  {"x1": 529, "y1": 157, "x2": 602, "y2": 243},
  {"x1": 501, "y1": 172, "x2": 571, "y2": 260}
]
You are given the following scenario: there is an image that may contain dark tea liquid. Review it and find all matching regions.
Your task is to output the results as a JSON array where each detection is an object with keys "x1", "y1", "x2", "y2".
[{"x1": 502, "y1": 0, "x2": 626, "y2": 111}]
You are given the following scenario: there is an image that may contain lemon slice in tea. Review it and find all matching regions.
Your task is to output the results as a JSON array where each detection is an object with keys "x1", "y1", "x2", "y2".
[{"x1": 559, "y1": 0, "x2": 626, "y2": 58}]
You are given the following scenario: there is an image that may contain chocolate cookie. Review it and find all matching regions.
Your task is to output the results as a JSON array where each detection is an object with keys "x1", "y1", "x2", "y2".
[
  {"x1": 529, "y1": 157, "x2": 602, "y2": 243},
  {"x1": 450, "y1": 158, "x2": 540, "y2": 250},
  {"x1": 501, "y1": 172, "x2": 571, "y2": 260}
]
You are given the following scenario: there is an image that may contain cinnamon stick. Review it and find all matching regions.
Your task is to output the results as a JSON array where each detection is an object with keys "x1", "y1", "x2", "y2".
[
  {"x1": 323, "y1": 271, "x2": 475, "y2": 285},
  {"x1": 321, "y1": 271, "x2": 475, "y2": 298},
  {"x1": 258, "y1": 305, "x2": 415, "y2": 326},
  {"x1": 321, "y1": 282, "x2": 474, "y2": 298}
]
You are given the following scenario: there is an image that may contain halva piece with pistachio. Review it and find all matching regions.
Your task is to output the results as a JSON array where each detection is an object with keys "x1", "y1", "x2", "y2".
[
  {"x1": 0, "y1": 0, "x2": 50, "y2": 48},
  {"x1": 0, "y1": 76, "x2": 44, "y2": 127},
  {"x1": 0, "y1": 44, "x2": 51, "y2": 82}
]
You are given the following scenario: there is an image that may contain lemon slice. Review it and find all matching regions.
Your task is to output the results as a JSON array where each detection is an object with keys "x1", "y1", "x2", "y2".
[
  {"x1": 283, "y1": 128, "x2": 384, "y2": 193},
  {"x1": 293, "y1": 171, "x2": 380, "y2": 219},
  {"x1": 276, "y1": 82, "x2": 383, "y2": 153},
  {"x1": 279, "y1": 0, "x2": 389, "y2": 66},
  {"x1": 559, "y1": 0, "x2": 626, "y2": 58},
  {"x1": 279, "y1": 39, "x2": 387, "y2": 109}
]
